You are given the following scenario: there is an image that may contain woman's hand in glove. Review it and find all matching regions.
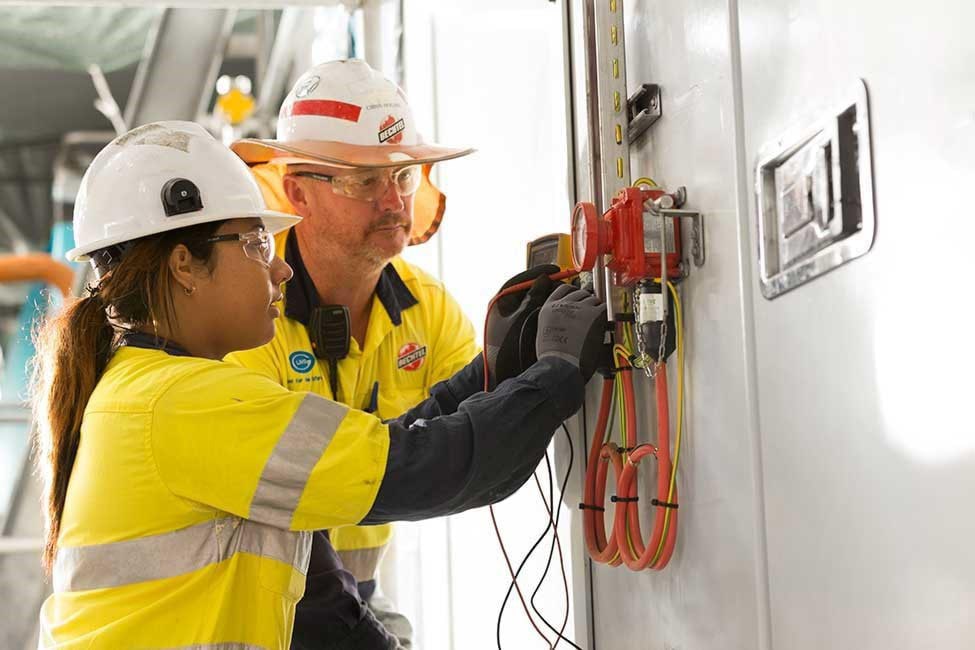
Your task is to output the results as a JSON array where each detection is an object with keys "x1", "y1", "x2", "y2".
[{"x1": 536, "y1": 284, "x2": 609, "y2": 382}]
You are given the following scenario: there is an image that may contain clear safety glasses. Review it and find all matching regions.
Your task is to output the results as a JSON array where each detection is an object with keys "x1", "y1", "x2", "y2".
[
  {"x1": 207, "y1": 229, "x2": 276, "y2": 267},
  {"x1": 292, "y1": 165, "x2": 422, "y2": 202}
]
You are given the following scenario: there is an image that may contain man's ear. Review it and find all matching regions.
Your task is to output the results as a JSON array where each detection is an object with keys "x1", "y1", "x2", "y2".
[
  {"x1": 168, "y1": 244, "x2": 199, "y2": 294},
  {"x1": 282, "y1": 175, "x2": 309, "y2": 214}
]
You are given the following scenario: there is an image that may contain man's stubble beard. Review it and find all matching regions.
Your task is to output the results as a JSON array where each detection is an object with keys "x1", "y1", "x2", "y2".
[
  {"x1": 360, "y1": 211, "x2": 410, "y2": 268},
  {"x1": 359, "y1": 230, "x2": 407, "y2": 269}
]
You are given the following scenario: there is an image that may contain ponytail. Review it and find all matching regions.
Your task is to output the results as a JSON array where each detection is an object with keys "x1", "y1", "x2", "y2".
[
  {"x1": 31, "y1": 292, "x2": 114, "y2": 573},
  {"x1": 30, "y1": 219, "x2": 225, "y2": 575}
]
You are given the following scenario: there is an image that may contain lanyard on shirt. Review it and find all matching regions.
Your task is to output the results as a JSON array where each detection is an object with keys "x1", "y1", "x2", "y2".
[{"x1": 364, "y1": 381, "x2": 379, "y2": 414}]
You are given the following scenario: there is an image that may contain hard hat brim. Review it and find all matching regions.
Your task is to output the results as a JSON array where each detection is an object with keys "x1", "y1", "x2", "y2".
[
  {"x1": 231, "y1": 139, "x2": 476, "y2": 169},
  {"x1": 66, "y1": 210, "x2": 301, "y2": 262}
]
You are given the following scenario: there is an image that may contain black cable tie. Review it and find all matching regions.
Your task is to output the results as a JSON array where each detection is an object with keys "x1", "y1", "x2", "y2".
[
  {"x1": 578, "y1": 503, "x2": 605, "y2": 512},
  {"x1": 616, "y1": 366, "x2": 633, "y2": 373},
  {"x1": 597, "y1": 367, "x2": 618, "y2": 378},
  {"x1": 614, "y1": 313, "x2": 635, "y2": 323},
  {"x1": 651, "y1": 498, "x2": 679, "y2": 510},
  {"x1": 610, "y1": 495, "x2": 639, "y2": 503}
]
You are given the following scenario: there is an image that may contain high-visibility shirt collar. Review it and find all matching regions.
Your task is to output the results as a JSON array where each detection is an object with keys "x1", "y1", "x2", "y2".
[
  {"x1": 119, "y1": 331, "x2": 192, "y2": 357},
  {"x1": 282, "y1": 232, "x2": 419, "y2": 328}
]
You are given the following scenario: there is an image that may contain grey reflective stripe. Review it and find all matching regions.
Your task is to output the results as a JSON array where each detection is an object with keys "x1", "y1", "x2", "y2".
[
  {"x1": 54, "y1": 517, "x2": 312, "y2": 593},
  {"x1": 249, "y1": 394, "x2": 348, "y2": 528},
  {"x1": 337, "y1": 545, "x2": 387, "y2": 582}
]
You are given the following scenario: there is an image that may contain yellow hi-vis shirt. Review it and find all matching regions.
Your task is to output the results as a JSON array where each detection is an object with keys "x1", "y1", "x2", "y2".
[
  {"x1": 227, "y1": 164, "x2": 478, "y2": 583},
  {"x1": 39, "y1": 345, "x2": 390, "y2": 649}
]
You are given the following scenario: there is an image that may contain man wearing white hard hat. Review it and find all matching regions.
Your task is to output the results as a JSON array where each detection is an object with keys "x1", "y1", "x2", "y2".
[{"x1": 227, "y1": 59, "x2": 478, "y2": 649}]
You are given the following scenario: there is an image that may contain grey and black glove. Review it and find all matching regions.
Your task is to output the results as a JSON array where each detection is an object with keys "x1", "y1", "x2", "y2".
[
  {"x1": 537, "y1": 284, "x2": 609, "y2": 382},
  {"x1": 484, "y1": 265, "x2": 561, "y2": 385}
]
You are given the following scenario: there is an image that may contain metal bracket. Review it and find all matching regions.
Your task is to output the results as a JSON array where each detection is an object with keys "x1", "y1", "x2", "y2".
[
  {"x1": 627, "y1": 83, "x2": 662, "y2": 142},
  {"x1": 657, "y1": 187, "x2": 705, "y2": 268},
  {"x1": 660, "y1": 209, "x2": 705, "y2": 268}
]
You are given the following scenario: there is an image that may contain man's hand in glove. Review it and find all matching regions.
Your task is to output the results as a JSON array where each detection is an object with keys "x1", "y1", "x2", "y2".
[
  {"x1": 484, "y1": 264, "x2": 561, "y2": 385},
  {"x1": 537, "y1": 284, "x2": 609, "y2": 382}
]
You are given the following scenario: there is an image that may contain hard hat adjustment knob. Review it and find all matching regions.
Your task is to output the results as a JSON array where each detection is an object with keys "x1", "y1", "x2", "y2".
[{"x1": 161, "y1": 178, "x2": 204, "y2": 217}]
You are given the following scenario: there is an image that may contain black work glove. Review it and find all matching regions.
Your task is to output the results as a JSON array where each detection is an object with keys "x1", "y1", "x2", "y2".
[
  {"x1": 537, "y1": 284, "x2": 609, "y2": 383},
  {"x1": 484, "y1": 264, "x2": 561, "y2": 385}
]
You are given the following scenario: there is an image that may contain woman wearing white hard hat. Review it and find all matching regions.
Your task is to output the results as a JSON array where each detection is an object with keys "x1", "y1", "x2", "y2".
[{"x1": 32, "y1": 121, "x2": 604, "y2": 648}]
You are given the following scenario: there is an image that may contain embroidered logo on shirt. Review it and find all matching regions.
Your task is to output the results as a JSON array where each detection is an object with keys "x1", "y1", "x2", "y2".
[
  {"x1": 289, "y1": 351, "x2": 316, "y2": 373},
  {"x1": 397, "y1": 342, "x2": 426, "y2": 371}
]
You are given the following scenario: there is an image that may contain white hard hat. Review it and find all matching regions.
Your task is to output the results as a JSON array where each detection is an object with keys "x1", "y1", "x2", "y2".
[
  {"x1": 231, "y1": 59, "x2": 474, "y2": 169},
  {"x1": 67, "y1": 121, "x2": 301, "y2": 262}
]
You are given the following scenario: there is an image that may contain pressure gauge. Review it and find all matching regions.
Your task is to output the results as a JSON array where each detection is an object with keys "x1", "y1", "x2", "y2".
[
  {"x1": 569, "y1": 188, "x2": 684, "y2": 285},
  {"x1": 570, "y1": 201, "x2": 604, "y2": 271}
]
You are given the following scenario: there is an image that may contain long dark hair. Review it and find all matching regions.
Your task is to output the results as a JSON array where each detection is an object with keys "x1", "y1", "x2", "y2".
[{"x1": 31, "y1": 221, "x2": 224, "y2": 573}]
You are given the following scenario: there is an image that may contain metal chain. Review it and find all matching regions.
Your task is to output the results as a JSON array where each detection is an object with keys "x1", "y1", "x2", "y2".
[{"x1": 631, "y1": 285, "x2": 655, "y2": 378}]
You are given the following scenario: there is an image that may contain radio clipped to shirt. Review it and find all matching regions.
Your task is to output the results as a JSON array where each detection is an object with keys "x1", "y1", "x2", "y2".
[{"x1": 308, "y1": 305, "x2": 351, "y2": 402}]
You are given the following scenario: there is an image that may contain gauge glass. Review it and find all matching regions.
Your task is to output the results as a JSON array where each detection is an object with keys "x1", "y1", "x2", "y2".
[{"x1": 571, "y1": 204, "x2": 589, "y2": 269}]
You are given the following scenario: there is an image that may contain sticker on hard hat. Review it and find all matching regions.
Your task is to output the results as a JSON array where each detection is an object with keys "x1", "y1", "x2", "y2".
[
  {"x1": 378, "y1": 116, "x2": 406, "y2": 144},
  {"x1": 288, "y1": 99, "x2": 362, "y2": 122},
  {"x1": 290, "y1": 351, "x2": 316, "y2": 373},
  {"x1": 295, "y1": 75, "x2": 320, "y2": 98},
  {"x1": 397, "y1": 343, "x2": 426, "y2": 371}
]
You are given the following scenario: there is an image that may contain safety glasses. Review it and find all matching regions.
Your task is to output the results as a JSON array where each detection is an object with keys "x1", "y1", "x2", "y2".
[
  {"x1": 292, "y1": 165, "x2": 422, "y2": 202},
  {"x1": 207, "y1": 229, "x2": 276, "y2": 267}
]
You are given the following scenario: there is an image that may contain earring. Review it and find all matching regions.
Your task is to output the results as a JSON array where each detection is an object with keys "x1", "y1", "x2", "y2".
[{"x1": 183, "y1": 285, "x2": 196, "y2": 296}]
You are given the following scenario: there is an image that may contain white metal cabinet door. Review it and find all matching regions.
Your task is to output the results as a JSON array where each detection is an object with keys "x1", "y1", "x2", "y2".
[{"x1": 739, "y1": 1, "x2": 975, "y2": 648}]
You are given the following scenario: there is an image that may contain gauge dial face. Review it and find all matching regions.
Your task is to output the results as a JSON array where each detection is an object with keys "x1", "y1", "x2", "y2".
[
  {"x1": 571, "y1": 205, "x2": 588, "y2": 269},
  {"x1": 570, "y1": 202, "x2": 599, "y2": 270}
]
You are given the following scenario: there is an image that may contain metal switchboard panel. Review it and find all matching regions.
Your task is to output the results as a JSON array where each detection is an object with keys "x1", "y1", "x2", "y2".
[{"x1": 572, "y1": 1, "x2": 767, "y2": 649}]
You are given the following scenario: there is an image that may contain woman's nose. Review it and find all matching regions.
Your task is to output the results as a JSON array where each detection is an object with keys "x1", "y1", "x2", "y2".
[{"x1": 271, "y1": 257, "x2": 293, "y2": 284}]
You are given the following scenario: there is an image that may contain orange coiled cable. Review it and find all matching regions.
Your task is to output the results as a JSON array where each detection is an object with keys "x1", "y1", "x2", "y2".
[
  {"x1": 581, "y1": 377, "x2": 622, "y2": 565},
  {"x1": 613, "y1": 358, "x2": 678, "y2": 571}
]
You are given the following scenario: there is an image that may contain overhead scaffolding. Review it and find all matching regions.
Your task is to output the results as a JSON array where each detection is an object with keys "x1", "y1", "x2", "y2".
[{"x1": 123, "y1": 8, "x2": 237, "y2": 128}]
